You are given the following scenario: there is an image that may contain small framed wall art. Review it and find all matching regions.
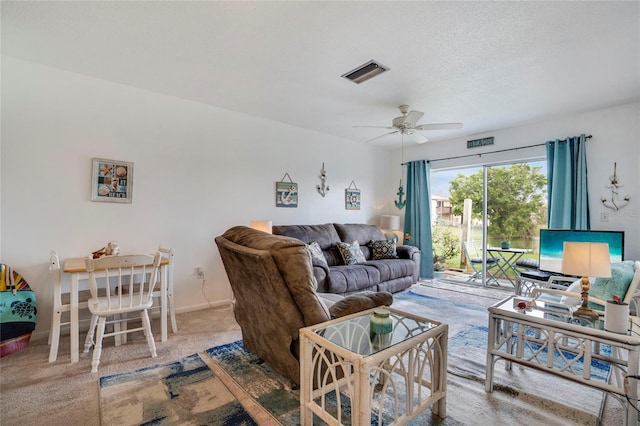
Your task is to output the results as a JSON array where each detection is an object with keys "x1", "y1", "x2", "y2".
[
  {"x1": 345, "y1": 181, "x2": 361, "y2": 210},
  {"x1": 276, "y1": 173, "x2": 298, "y2": 208},
  {"x1": 91, "y1": 158, "x2": 133, "y2": 203}
]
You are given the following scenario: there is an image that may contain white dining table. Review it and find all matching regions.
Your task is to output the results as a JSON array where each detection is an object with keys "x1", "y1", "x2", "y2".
[{"x1": 62, "y1": 257, "x2": 169, "y2": 363}]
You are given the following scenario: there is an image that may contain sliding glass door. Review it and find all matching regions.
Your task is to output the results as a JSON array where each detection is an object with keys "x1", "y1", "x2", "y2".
[{"x1": 430, "y1": 160, "x2": 546, "y2": 287}]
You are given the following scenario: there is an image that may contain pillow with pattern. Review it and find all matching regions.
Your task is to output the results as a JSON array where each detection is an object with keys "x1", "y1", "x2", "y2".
[
  {"x1": 306, "y1": 241, "x2": 328, "y2": 268},
  {"x1": 588, "y1": 260, "x2": 636, "y2": 310},
  {"x1": 368, "y1": 240, "x2": 398, "y2": 260},
  {"x1": 337, "y1": 240, "x2": 366, "y2": 265}
]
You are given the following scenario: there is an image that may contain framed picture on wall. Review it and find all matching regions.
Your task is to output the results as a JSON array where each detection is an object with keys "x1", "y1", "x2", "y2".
[
  {"x1": 91, "y1": 158, "x2": 133, "y2": 203},
  {"x1": 345, "y1": 181, "x2": 361, "y2": 210},
  {"x1": 275, "y1": 173, "x2": 298, "y2": 208}
]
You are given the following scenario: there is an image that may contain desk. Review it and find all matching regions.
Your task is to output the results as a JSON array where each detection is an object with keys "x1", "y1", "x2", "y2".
[
  {"x1": 62, "y1": 257, "x2": 169, "y2": 363},
  {"x1": 486, "y1": 247, "x2": 531, "y2": 287},
  {"x1": 486, "y1": 296, "x2": 640, "y2": 425}
]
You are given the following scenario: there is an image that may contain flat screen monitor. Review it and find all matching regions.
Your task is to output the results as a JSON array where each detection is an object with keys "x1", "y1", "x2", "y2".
[{"x1": 539, "y1": 229, "x2": 624, "y2": 274}]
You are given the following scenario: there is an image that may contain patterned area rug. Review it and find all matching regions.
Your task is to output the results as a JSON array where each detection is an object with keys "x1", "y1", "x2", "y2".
[
  {"x1": 100, "y1": 287, "x2": 608, "y2": 425},
  {"x1": 394, "y1": 288, "x2": 607, "y2": 423},
  {"x1": 99, "y1": 353, "x2": 257, "y2": 425}
]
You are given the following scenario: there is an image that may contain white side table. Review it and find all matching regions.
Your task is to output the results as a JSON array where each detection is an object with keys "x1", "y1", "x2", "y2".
[
  {"x1": 300, "y1": 307, "x2": 448, "y2": 425},
  {"x1": 486, "y1": 295, "x2": 640, "y2": 426}
]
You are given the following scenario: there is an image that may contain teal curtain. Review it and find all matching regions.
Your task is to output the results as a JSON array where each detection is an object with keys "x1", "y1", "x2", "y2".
[
  {"x1": 404, "y1": 160, "x2": 434, "y2": 278},
  {"x1": 546, "y1": 134, "x2": 590, "y2": 230}
]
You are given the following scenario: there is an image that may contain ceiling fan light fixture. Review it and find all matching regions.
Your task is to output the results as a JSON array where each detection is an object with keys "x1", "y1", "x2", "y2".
[{"x1": 341, "y1": 60, "x2": 389, "y2": 84}]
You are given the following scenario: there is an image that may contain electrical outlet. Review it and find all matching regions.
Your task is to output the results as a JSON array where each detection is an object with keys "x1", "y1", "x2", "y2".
[
  {"x1": 196, "y1": 267, "x2": 204, "y2": 279},
  {"x1": 601, "y1": 212, "x2": 609, "y2": 222}
]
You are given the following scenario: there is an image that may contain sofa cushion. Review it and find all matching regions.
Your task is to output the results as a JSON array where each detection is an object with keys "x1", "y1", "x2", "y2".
[
  {"x1": 273, "y1": 223, "x2": 345, "y2": 266},
  {"x1": 337, "y1": 240, "x2": 366, "y2": 265},
  {"x1": 366, "y1": 259, "x2": 417, "y2": 282},
  {"x1": 273, "y1": 223, "x2": 340, "y2": 247},
  {"x1": 333, "y1": 224, "x2": 385, "y2": 248},
  {"x1": 327, "y1": 265, "x2": 381, "y2": 294},
  {"x1": 368, "y1": 240, "x2": 398, "y2": 260}
]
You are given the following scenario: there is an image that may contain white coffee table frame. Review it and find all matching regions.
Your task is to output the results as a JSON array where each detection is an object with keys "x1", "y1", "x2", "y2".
[
  {"x1": 300, "y1": 306, "x2": 448, "y2": 426},
  {"x1": 486, "y1": 295, "x2": 640, "y2": 426}
]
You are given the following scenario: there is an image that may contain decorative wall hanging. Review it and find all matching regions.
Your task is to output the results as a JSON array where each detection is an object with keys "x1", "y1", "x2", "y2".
[
  {"x1": 316, "y1": 162, "x2": 330, "y2": 197},
  {"x1": 345, "y1": 181, "x2": 361, "y2": 210},
  {"x1": 601, "y1": 162, "x2": 630, "y2": 210},
  {"x1": 395, "y1": 134, "x2": 406, "y2": 209},
  {"x1": 91, "y1": 158, "x2": 133, "y2": 203},
  {"x1": 395, "y1": 182, "x2": 406, "y2": 209},
  {"x1": 275, "y1": 173, "x2": 298, "y2": 208}
]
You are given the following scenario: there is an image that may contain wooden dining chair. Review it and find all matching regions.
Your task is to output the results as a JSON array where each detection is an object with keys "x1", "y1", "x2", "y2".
[
  {"x1": 48, "y1": 251, "x2": 92, "y2": 362},
  {"x1": 82, "y1": 253, "x2": 162, "y2": 373}
]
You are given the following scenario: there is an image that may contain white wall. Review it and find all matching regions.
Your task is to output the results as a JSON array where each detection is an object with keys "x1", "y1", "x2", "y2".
[
  {"x1": 1, "y1": 57, "x2": 393, "y2": 333},
  {"x1": 391, "y1": 101, "x2": 640, "y2": 259},
  {"x1": 4, "y1": 56, "x2": 639, "y2": 336}
]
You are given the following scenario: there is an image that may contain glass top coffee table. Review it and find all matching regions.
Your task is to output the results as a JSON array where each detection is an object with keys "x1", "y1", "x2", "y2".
[
  {"x1": 486, "y1": 295, "x2": 640, "y2": 426},
  {"x1": 299, "y1": 306, "x2": 448, "y2": 425}
]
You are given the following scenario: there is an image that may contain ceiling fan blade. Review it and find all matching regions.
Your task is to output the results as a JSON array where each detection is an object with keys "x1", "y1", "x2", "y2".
[
  {"x1": 415, "y1": 122, "x2": 464, "y2": 131},
  {"x1": 402, "y1": 110, "x2": 424, "y2": 125},
  {"x1": 366, "y1": 130, "x2": 399, "y2": 143},
  {"x1": 409, "y1": 132, "x2": 429, "y2": 144},
  {"x1": 354, "y1": 125, "x2": 394, "y2": 129}
]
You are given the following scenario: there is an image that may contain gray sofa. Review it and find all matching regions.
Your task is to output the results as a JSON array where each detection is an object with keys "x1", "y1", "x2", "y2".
[{"x1": 273, "y1": 223, "x2": 420, "y2": 295}]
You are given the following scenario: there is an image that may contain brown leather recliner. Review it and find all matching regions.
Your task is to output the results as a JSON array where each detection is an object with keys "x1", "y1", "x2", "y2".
[{"x1": 215, "y1": 226, "x2": 392, "y2": 385}]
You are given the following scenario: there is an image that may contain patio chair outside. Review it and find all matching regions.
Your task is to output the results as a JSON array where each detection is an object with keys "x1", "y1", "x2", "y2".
[{"x1": 463, "y1": 241, "x2": 500, "y2": 285}]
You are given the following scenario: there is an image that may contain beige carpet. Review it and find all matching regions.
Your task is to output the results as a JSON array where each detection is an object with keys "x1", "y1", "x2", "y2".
[{"x1": 0, "y1": 280, "x2": 628, "y2": 425}]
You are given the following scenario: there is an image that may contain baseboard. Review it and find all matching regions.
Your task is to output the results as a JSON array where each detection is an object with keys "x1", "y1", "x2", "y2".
[
  {"x1": 32, "y1": 299, "x2": 235, "y2": 341},
  {"x1": 175, "y1": 299, "x2": 234, "y2": 314}
]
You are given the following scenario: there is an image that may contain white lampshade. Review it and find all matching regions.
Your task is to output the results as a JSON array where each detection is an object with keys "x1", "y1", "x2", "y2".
[
  {"x1": 380, "y1": 215, "x2": 400, "y2": 231},
  {"x1": 562, "y1": 242, "x2": 611, "y2": 278},
  {"x1": 249, "y1": 220, "x2": 272, "y2": 234}
]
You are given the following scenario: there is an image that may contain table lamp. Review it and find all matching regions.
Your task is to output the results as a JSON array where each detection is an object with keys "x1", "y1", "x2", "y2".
[
  {"x1": 380, "y1": 215, "x2": 402, "y2": 243},
  {"x1": 249, "y1": 220, "x2": 272, "y2": 234},
  {"x1": 561, "y1": 242, "x2": 611, "y2": 319}
]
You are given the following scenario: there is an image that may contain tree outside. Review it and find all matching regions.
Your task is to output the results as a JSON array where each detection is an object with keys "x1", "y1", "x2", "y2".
[{"x1": 447, "y1": 163, "x2": 547, "y2": 242}]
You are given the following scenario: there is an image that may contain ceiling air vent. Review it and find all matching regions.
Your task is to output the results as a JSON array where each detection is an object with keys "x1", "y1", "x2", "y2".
[{"x1": 341, "y1": 60, "x2": 389, "y2": 84}]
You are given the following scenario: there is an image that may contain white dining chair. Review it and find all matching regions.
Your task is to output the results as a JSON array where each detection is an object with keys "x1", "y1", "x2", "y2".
[
  {"x1": 119, "y1": 246, "x2": 176, "y2": 345},
  {"x1": 48, "y1": 251, "x2": 92, "y2": 363},
  {"x1": 156, "y1": 246, "x2": 177, "y2": 333},
  {"x1": 82, "y1": 253, "x2": 162, "y2": 373}
]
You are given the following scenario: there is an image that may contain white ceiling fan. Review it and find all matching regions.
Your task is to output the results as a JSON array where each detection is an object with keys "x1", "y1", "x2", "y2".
[{"x1": 355, "y1": 105, "x2": 463, "y2": 143}]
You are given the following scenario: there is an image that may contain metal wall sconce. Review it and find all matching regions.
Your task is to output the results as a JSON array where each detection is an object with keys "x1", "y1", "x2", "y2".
[
  {"x1": 317, "y1": 162, "x2": 330, "y2": 197},
  {"x1": 601, "y1": 162, "x2": 630, "y2": 211}
]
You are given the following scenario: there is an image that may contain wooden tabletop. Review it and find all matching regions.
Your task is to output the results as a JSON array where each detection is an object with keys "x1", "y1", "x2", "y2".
[{"x1": 63, "y1": 257, "x2": 169, "y2": 273}]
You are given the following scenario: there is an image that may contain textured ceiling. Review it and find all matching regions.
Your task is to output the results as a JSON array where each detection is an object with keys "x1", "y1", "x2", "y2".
[{"x1": 2, "y1": 1, "x2": 639, "y2": 148}]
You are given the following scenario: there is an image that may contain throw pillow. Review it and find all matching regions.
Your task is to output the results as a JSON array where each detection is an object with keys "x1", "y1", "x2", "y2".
[
  {"x1": 337, "y1": 240, "x2": 366, "y2": 265},
  {"x1": 306, "y1": 241, "x2": 328, "y2": 268},
  {"x1": 368, "y1": 240, "x2": 398, "y2": 260},
  {"x1": 588, "y1": 260, "x2": 636, "y2": 310}
]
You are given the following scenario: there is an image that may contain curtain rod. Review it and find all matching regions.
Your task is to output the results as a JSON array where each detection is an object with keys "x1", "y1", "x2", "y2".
[{"x1": 401, "y1": 134, "x2": 592, "y2": 165}]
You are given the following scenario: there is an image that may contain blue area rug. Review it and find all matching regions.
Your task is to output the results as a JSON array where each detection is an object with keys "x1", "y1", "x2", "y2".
[
  {"x1": 99, "y1": 353, "x2": 257, "y2": 425},
  {"x1": 394, "y1": 289, "x2": 608, "y2": 422},
  {"x1": 99, "y1": 289, "x2": 609, "y2": 425},
  {"x1": 205, "y1": 340, "x2": 448, "y2": 425}
]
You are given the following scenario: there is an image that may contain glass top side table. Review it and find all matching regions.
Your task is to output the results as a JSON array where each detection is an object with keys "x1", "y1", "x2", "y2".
[{"x1": 300, "y1": 306, "x2": 448, "y2": 425}]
